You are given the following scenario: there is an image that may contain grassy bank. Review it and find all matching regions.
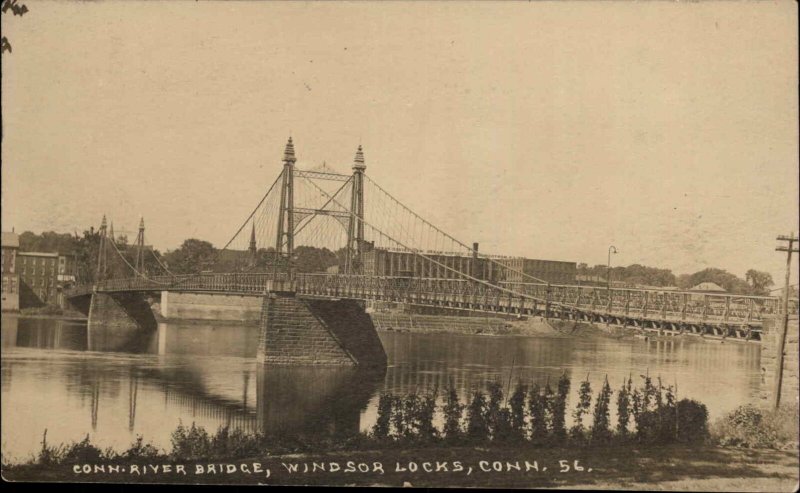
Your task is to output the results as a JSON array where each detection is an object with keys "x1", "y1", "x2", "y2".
[{"x1": 3, "y1": 377, "x2": 797, "y2": 487}]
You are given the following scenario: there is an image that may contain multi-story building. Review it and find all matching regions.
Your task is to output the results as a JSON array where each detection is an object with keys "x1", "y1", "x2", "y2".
[
  {"x1": 18, "y1": 252, "x2": 60, "y2": 306},
  {"x1": 360, "y1": 245, "x2": 576, "y2": 284},
  {"x1": 1, "y1": 232, "x2": 20, "y2": 311},
  {"x1": 497, "y1": 257, "x2": 577, "y2": 284},
  {"x1": 360, "y1": 245, "x2": 503, "y2": 282}
]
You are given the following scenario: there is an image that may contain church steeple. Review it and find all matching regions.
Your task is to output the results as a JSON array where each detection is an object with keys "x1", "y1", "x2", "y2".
[{"x1": 248, "y1": 222, "x2": 257, "y2": 255}]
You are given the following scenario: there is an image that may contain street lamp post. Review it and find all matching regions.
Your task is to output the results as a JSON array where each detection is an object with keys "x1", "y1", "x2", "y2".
[{"x1": 607, "y1": 246, "x2": 618, "y2": 290}]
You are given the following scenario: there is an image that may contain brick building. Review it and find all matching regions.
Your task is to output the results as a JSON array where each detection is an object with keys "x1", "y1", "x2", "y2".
[
  {"x1": 18, "y1": 251, "x2": 60, "y2": 306},
  {"x1": 1, "y1": 232, "x2": 20, "y2": 311},
  {"x1": 360, "y1": 246, "x2": 576, "y2": 284}
]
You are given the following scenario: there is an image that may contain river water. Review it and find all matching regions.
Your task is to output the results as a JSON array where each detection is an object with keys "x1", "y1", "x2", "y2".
[{"x1": 1, "y1": 315, "x2": 762, "y2": 462}]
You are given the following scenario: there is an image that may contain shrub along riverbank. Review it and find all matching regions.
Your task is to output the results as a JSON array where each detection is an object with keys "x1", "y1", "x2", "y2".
[{"x1": 3, "y1": 375, "x2": 798, "y2": 486}]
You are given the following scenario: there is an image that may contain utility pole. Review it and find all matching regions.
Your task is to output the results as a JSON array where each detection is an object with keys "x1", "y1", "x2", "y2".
[{"x1": 772, "y1": 233, "x2": 798, "y2": 409}]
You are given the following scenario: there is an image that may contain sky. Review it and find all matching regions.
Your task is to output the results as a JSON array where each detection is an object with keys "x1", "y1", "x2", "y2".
[{"x1": 1, "y1": 1, "x2": 798, "y2": 283}]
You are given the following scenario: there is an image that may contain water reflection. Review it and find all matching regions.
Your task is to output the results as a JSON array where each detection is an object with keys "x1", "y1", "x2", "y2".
[{"x1": 1, "y1": 315, "x2": 762, "y2": 461}]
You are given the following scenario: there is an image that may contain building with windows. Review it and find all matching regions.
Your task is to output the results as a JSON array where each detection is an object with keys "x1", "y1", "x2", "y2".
[
  {"x1": 360, "y1": 245, "x2": 576, "y2": 284},
  {"x1": 496, "y1": 257, "x2": 577, "y2": 284},
  {"x1": 1, "y1": 232, "x2": 20, "y2": 311},
  {"x1": 18, "y1": 252, "x2": 60, "y2": 306}
]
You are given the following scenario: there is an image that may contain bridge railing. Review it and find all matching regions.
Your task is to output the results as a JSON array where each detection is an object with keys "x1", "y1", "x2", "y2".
[
  {"x1": 499, "y1": 281, "x2": 797, "y2": 322},
  {"x1": 65, "y1": 272, "x2": 289, "y2": 297},
  {"x1": 66, "y1": 273, "x2": 797, "y2": 325}
]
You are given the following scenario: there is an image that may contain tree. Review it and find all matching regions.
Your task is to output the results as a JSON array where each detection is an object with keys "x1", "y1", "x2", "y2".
[
  {"x1": 678, "y1": 268, "x2": 751, "y2": 295},
  {"x1": 162, "y1": 239, "x2": 216, "y2": 274},
  {"x1": 745, "y1": 269, "x2": 774, "y2": 296}
]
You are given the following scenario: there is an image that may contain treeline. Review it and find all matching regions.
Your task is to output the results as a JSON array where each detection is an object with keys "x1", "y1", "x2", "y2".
[
  {"x1": 370, "y1": 374, "x2": 708, "y2": 447},
  {"x1": 16, "y1": 230, "x2": 779, "y2": 296},
  {"x1": 159, "y1": 239, "x2": 344, "y2": 274},
  {"x1": 577, "y1": 263, "x2": 776, "y2": 296}
]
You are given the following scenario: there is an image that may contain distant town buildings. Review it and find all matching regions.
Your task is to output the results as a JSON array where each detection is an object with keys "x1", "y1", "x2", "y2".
[
  {"x1": 18, "y1": 252, "x2": 60, "y2": 306},
  {"x1": 1, "y1": 230, "x2": 79, "y2": 311},
  {"x1": 360, "y1": 244, "x2": 576, "y2": 284},
  {"x1": 1, "y1": 232, "x2": 20, "y2": 311}
]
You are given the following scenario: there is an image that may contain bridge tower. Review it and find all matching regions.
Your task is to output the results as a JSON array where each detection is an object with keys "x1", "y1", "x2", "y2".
[
  {"x1": 346, "y1": 145, "x2": 366, "y2": 274},
  {"x1": 134, "y1": 217, "x2": 146, "y2": 276},
  {"x1": 95, "y1": 215, "x2": 109, "y2": 282},
  {"x1": 274, "y1": 137, "x2": 296, "y2": 279}
]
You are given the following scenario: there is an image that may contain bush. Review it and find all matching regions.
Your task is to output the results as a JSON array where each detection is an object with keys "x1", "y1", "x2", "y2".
[
  {"x1": 676, "y1": 399, "x2": 708, "y2": 444},
  {"x1": 122, "y1": 435, "x2": 161, "y2": 459},
  {"x1": 372, "y1": 394, "x2": 393, "y2": 439},
  {"x1": 551, "y1": 373, "x2": 570, "y2": 441},
  {"x1": 170, "y1": 422, "x2": 211, "y2": 460},
  {"x1": 528, "y1": 383, "x2": 548, "y2": 443},
  {"x1": 616, "y1": 376, "x2": 632, "y2": 437},
  {"x1": 591, "y1": 377, "x2": 613, "y2": 444},
  {"x1": 711, "y1": 404, "x2": 797, "y2": 449},
  {"x1": 466, "y1": 390, "x2": 489, "y2": 441},
  {"x1": 570, "y1": 377, "x2": 592, "y2": 441},
  {"x1": 442, "y1": 386, "x2": 464, "y2": 442},
  {"x1": 508, "y1": 382, "x2": 527, "y2": 441}
]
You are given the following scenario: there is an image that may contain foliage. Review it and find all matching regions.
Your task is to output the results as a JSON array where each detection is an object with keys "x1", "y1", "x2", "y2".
[
  {"x1": 551, "y1": 373, "x2": 570, "y2": 440},
  {"x1": 744, "y1": 269, "x2": 774, "y2": 296},
  {"x1": 442, "y1": 386, "x2": 465, "y2": 441},
  {"x1": 591, "y1": 377, "x2": 613, "y2": 443},
  {"x1": 466, "y1": 390, "x2": 490, "y2": 441},
  {"x1": 570, "y1": 377, "x2": 592, "y2": 441},
  {"x1": 162, "y1": 239, "x2": 217, "y2": 274},
  {"x1": 528, "y1": 383, "x2": 548, "y2": 443},
  {"x1": 372, "y1": 394, "x2": 393, "y2": 439},
  {"x1": 13, "y1": 377, "x2": 719, "y2": 468},
  {"x1": 711, "y1": 404, "x2": 798, "y2": 449},
  {"x1": 676, "y1": 399, "x2": 709, "y2": 444},
  {"x1": 577, "y1": 263, "x2": 676, "y2": 287},
  {"x1": 616, "y1": 376, "x2": 632, "y2": 437},
  {"x1": 676, "y1": 268, "x2": 752, "y2": 295},
  {"x1": 170, "y1": 422, "x2": 212, "y2": 460},
  {"x1": 508, "y1": 382, "x2": 527, "y2": 441},
  {"x1": 121, "y1": 436, "x2": 161, "y2": 459}
]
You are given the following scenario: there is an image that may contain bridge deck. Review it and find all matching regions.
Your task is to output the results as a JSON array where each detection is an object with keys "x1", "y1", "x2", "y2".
[{"x1": 66, "y1": 273, "x2": 798, "y2": 339}]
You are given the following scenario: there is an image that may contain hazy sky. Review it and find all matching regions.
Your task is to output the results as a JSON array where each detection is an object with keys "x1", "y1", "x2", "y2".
[{"x1": 2, "y1": 1, "x2": 797, "y2": 282}]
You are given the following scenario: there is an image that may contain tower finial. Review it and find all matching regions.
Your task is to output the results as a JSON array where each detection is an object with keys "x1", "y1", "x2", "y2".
[
  {"x1": 283, "y1": 136, "x2": 296, "y2": 164},
  {"x1": 109, "y1": 221, "x2": 115, "y2": 241},
  {"x1": 100, "y1": 215, "x2": 107, "y2": 229},
  {"x1": 353, "y1": 144, "x2": 366, "y2": 171},
  {"x1": 139, "y1": 216, "x2": 145, "y2": 230}
]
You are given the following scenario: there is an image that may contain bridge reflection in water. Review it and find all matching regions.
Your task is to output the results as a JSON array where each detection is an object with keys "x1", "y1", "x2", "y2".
[{"x1": 1, "y1": 316, "x2": 761, "y2": 460}]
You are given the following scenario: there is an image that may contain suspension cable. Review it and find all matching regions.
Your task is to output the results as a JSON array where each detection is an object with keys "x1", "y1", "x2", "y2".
[{"x1": 364, "y1": 175, "x2": 549, "y2": 284}]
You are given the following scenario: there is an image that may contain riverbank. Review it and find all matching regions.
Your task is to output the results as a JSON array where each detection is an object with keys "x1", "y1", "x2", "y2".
[{"x1": 4, "y1": 444, "x2": 797, "y2": 489}]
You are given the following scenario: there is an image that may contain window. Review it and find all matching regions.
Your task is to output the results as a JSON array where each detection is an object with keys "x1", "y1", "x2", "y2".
[
  {"x1": 2, "y1": 277, "x2": 7, "y2": 293},
  {"x1": 10, "y1": 278, "x2": 15, "y2": 293}
]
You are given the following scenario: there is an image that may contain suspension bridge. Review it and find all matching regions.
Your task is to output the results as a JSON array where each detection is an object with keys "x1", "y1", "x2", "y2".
[{"x1": 65, "y1": 138, "x2": 797, "y2": 365}]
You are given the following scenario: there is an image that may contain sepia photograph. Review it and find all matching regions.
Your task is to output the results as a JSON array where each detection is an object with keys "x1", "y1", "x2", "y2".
[{"x1": 1, "y1": 0, "x2": 798, "y2": 489}]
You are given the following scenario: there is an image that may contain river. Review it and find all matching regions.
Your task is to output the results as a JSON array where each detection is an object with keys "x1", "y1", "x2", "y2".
[{"x1": 0, "y1": 315, "x2": 762, "y2": 462}]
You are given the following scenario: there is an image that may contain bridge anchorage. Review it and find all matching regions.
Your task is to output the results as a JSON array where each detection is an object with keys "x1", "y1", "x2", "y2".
[{"x1": 66, "y1": 138, "x2": 799, "y2": 365}]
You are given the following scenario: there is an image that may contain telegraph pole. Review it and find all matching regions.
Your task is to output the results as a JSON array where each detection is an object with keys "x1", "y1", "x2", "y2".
[{"x1": 772, "y1": 233, "x2": 798, "y2": 409}]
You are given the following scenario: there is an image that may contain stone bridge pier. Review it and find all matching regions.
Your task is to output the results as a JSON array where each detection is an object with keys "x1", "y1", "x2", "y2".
[
  {"x1": 257, "y1": 290, "x2": 387, "y2": 367},
  {"x1": 75, "y1": 286, "x2": 387, "y2": 367}
]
